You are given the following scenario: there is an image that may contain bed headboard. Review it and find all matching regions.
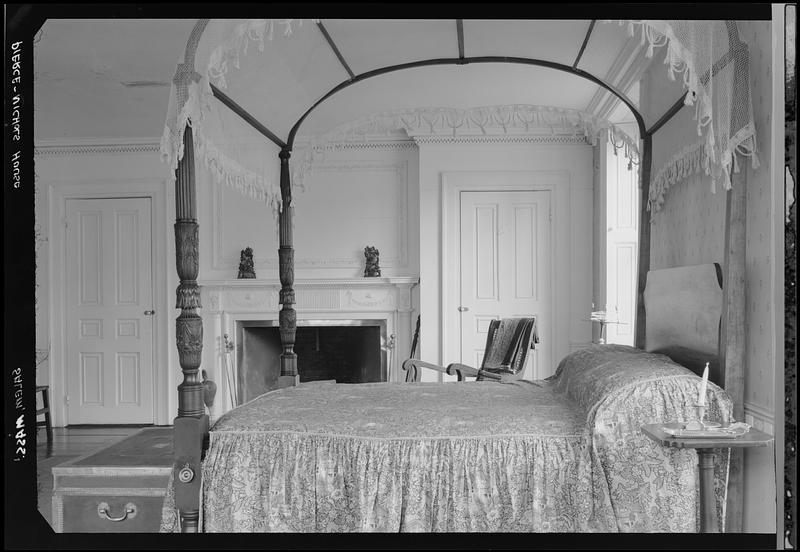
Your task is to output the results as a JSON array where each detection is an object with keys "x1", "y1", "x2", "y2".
[{"x1": 643, "y1": 263, "x2": 724, "y2": 386}]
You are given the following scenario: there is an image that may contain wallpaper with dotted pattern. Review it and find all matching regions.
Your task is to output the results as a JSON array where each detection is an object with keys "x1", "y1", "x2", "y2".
[{"x1": 647, "y1": 22, "x2": 775, "y2": 414}]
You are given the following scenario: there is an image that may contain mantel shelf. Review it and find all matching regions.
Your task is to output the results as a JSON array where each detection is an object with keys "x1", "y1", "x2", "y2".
[{"x1": 199, "y1": 277, "x2": 419, "y2": 288}]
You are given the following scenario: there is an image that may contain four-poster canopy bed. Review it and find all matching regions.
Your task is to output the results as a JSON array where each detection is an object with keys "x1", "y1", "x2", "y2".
[{"x1": 159, "y1": 19, "x2": 759, "y2": 532}]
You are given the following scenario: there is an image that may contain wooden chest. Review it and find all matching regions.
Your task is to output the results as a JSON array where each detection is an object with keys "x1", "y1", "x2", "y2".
[{"x1": 52, "y1": 427, "x2": 172, "y2": 533}]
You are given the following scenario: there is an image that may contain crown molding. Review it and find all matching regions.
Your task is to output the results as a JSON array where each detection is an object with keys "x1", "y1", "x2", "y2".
[
  {"x1": 295, "y1": 139, "x2": 418, "y2": 151},
  {"x1": 34, "y1": 137, "x2": 161, "y2": 157},
  {"x1": 412, "y1": 134, "x2": 589, "y2": 146},
  {"x1": 297, "y1": 134, "x2": 589, "y2": 149}
]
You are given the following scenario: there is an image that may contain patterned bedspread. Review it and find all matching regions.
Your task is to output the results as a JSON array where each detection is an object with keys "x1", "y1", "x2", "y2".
[{"x1": 161, "y1": 344, "x2": 733, "y2": 533}]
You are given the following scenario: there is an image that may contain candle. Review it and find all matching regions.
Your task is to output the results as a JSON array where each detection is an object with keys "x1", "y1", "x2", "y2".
[{"x1": 698, "y1": 362, "x2": 709, "y2": 406}]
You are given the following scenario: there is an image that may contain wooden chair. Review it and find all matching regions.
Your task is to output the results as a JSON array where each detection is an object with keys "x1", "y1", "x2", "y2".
[
  {"x1": 402, "y1": 318, "x2": 537, "y2": 383},
  {"x1": 36, "y1": 385, "x2": 53, "y2": 447}
]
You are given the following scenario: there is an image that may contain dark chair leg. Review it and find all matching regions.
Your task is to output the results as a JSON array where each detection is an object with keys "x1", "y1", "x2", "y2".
[
  {"x1": 36, "y1": 386, "x2": 54, "y2": 453},
  {"x1": 42, "y1": 388, "x2": 53, "y2": 445}
]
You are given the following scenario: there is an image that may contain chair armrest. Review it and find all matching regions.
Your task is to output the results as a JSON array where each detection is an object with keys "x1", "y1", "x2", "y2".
[
  {"x1": 445, "y1": 363, "x2": 481, "y2": 381},
  {"x1": 448, "y1": 364, "x2": 508, "y2": 382},
  {"x1": 402, "y1": 358, "x2": 449, "y2": 382}
]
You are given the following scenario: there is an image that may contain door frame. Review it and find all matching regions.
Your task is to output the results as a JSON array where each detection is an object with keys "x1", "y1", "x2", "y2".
[
  {"x1": 441, "y1": 170, "x2": 569, "y2": 380},
  {"x1": 48, "y1": 178, "x2": 170, "y2": 426}
]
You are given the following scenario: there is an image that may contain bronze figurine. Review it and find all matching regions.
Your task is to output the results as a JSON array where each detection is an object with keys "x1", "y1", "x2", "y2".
[
  {"x1": 237, "y1": 247, "x2": 256, "y2": 279},
  {"x1": 364, "y1": 246, "x2": 381, "y2": 277}
]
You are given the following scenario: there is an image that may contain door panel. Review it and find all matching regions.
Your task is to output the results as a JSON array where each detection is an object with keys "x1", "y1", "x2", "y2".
[
  {"x1": 460, "y1": 190, "x2": 551, "y2": 380},
  {"x1": 606, "y1": 143, "x2": 638, "y2": 345},
  {"x1": 65, "y1": 198, "x2": 154, "y2": 424}
]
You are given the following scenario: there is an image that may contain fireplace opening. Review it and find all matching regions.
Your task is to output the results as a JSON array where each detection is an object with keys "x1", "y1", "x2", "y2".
[{"x1": 236, "y1": 320, "x2": 386, "y2": 404}]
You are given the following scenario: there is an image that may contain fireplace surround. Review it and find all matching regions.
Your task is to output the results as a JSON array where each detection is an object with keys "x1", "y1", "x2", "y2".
[
  {"x1": 200, "y1": 277, "x2": 417, "y2": 416},
  {"x1": 236, "y1": 319, "x2": 388, "y2": 404}
]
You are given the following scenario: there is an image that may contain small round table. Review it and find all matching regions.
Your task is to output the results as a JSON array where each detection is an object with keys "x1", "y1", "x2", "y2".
[
  {"x1": 641, "y1": 423, "x2": 773, "y2": 533},
  {"x1": 583, "y1": 318, "x2": 625, "y2": 344}
]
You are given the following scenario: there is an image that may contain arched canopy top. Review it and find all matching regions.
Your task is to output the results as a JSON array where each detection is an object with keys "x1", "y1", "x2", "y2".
[{"x1": 161, "y1": 19, "x2": 758, "y2": 210}]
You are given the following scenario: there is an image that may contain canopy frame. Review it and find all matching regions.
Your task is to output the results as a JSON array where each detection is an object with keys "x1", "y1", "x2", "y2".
[{"x1": 168, "y1": 19, "x2": 749, "y2": 533}]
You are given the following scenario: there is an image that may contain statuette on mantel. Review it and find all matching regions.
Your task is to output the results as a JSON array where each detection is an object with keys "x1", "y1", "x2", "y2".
[
  {"x1": 364, "y1": 246, "x2": 381, "y2": 277},
  {"x1": 238, "y1": 247, "x2": 256, "y2": 279}
]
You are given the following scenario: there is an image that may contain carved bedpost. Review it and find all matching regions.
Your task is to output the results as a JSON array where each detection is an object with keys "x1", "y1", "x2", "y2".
[
  {"x1": 172, "y1": 124, "x2": 208, "y2": 533},
  {"x1": 277, "y1": 147, "x2": 300, "y2": 387},
  {"x1": 635, "y1": 134, "x2": 653, "y2": 349},
  {"x1": 169, "y1": 20, "x2": 211, "y2": 534}
]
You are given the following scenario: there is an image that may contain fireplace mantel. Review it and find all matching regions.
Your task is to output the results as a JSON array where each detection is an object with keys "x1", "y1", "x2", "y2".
[
  {"x1": 200, "y1": 277, "x2": 418, "y2": 288},
  {"x1": 200, "y1": 277, "x2": 418, "y2": 314}
]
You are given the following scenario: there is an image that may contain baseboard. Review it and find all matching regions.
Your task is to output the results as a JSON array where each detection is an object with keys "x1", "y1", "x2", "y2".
[
  {"x1": 65, "y1": 424, "x2": 156, "y2": 428},
  {"x1": 743, "y1": 402, "x2": 775, "y2": 436}
]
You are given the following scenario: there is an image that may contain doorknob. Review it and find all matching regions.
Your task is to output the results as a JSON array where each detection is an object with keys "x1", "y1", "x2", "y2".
[
  {"x1": 457, "y1": 306, "x2": 469, "y2": 312},
  {"x1": 144, "y1": 310, "x2": 155, "y2": 316}
]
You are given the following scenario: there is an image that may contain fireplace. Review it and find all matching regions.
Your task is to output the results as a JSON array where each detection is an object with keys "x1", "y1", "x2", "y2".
[
  {"x1": 236, "y1": 319, "x2": 388, "y2": 404},
  {"x1": 199, "y1": 277, "x2": 417, "y2": 416}
]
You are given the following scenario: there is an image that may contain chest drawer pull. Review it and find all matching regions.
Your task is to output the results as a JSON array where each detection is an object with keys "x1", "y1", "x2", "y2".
[{"x1": 97, "y1": 502, "x2": 137, "y2": 522}]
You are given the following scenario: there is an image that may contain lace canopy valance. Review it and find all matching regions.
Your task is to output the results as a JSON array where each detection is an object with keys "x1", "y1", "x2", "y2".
[
  {"x1": 617, "y1": 20, "x2": 760, "y2": 212},
  {"x1": 161, "y1": 19, "x2": 760, "y2": 213}
]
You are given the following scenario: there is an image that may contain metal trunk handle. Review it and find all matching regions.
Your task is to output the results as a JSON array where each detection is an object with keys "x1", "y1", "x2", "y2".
[{"x1": 97, "y1": 502, "x2": 137, "y2": 522}]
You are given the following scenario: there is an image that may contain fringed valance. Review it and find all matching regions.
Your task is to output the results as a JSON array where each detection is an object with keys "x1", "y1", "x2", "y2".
[
  {"x1": 648, "y1": 135, "x2": 760, "y2": 213},
  {"x1": 607, "y1": 20, "x2": 760, "y2": 210},
  {"x1": 160, "y1": 19, "x2": 760, "y2": 212},
  {"x1": 293, "y1": 105, "x2": 640, "y2": 189},
  {"x1": 161, "y1": 20, "x2": 312, "y2": 212}
]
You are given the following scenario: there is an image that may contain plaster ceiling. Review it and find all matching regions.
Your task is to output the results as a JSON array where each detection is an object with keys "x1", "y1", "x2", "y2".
[
  {"x1": 34, "y1": 18, "x2": 646, "y2": 143},
  {"x1": 34, "y1": 18, "x2": 197, "y2": 140}
]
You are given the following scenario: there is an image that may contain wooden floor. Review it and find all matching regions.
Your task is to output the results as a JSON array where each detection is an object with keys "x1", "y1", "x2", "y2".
[{"x1": 36, "y1": 425, "x2": 150, "y2": 529}]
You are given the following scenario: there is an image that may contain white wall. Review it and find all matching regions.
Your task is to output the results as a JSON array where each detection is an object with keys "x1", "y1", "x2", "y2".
[
  {"x1": 34, "y1": 146, "x2": 175, "y2": 425},
  {"x1": 416, "y1": 139, "x2": 594, "y2": 379},
  {"x1": 197, "y1": 143, "x2": 420, "y2": 281},
  {"x1": 641, "y1": 22, "x2": 780, "y2": 533},
  {"x1": 35, "y1": 142, "x2": 423, "y2": 425}
]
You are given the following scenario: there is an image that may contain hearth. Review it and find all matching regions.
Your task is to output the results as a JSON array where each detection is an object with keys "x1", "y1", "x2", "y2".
[{"x1": 236, "y1": 319, "x2": 387, "y2": 404}]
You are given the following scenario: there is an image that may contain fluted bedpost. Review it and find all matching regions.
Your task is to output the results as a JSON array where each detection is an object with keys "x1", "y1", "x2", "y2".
[
  {"x1": 172, "y1": 124, "x2": 208, "y2": 533},
  {"x1": 175, "y1": 126, "x2": 204, "y2": 417},
  {"x1": 277, "y1": 147, "x2": 300, "y2": 387}
]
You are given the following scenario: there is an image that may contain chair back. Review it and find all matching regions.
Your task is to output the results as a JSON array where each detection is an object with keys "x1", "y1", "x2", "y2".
[{"x1": 479, "y1": 318, "x2": 536, "y2": 376}]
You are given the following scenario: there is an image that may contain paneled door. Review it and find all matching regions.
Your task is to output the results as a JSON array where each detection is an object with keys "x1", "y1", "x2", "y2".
[
  {"x1": 65, "y1": 197, "x2": 154, "y2": 424},
  {"x1": 459, "y1": 191, "x2": 551, "y2": 380},
  {"x1": 605, "y1": 144, "x2": 639, "y2": 346}
]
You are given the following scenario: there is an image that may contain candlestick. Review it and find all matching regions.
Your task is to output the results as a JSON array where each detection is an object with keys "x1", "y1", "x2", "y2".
[{"x1": 697, "y1": 362, "x2": 709, "y2": 406}]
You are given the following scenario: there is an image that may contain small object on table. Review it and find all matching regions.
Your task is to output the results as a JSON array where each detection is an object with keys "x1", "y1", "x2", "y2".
[
  {"x1": 364, "y1": 246, "x2": 381, "y2": 277},
  {"x1": 641, "y1": 423, "x2": 774, "y2": 533},
  {"x1": 237, "y1": 247, "x2": 256, "y2": 279},
  {"x1": 584, "y1": 305, "x2": 624, "y2": 344},
  {"x1": 201, "y1": 369, "x2": 217, "y2": 409},
  {"x1": 685, "y1": 363, "x2": 711, "y2": 430}
]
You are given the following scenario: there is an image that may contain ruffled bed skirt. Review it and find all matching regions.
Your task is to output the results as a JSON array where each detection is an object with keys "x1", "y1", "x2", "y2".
[{"x1": 162, "y1": 431, "x2": 617, "y2": 532}]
